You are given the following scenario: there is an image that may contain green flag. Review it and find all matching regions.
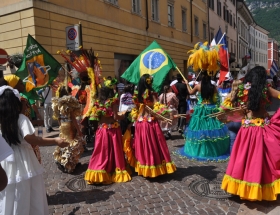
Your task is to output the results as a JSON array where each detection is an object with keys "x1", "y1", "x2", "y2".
[
  {"x1": 16, "y1": 34, "x2": 61, "y2": 100},
  {"x1": 121, "y1": 40, "x2": 177, "y2": 92}
]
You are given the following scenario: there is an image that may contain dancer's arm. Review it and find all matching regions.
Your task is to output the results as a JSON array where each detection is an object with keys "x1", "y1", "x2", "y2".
[
  {"x1": 25, "y1": 134, "x2": 68, "y2": 148},
  {"x1": 113, "y1": 104, "x2": 125, "y2": 121},
  {"x1": 185, "y1": 81, "x2": 199, "y2": 95},
  {"x1": 268, "y1": 87, "x2": 280, "y2": 99},
  {"x1": 70, "y1": 112, "x2": 83, "y2": 137}
]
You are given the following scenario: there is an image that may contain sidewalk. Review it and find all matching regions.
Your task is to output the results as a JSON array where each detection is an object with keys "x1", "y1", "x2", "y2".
[{"x1": 40, "y1": 130, "x2": 280, "y2": 215}]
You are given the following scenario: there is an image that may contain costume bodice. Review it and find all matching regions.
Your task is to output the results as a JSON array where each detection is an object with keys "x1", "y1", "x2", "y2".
[
  {"x1": 52, "y1": 95, "x2": 82, "y2": 120},
  {"x1": 89, "y1": 96, "x2": 119, "y2": 121},
  {"x1": 132, "y1": 89, "x2": 157, "y2": 108},
  {"x1": 237, "y1": 83, "x2": 271, "y2": 109},
  {"x1": 197, "y1": 92, "x2": 219, "y2": 105}
]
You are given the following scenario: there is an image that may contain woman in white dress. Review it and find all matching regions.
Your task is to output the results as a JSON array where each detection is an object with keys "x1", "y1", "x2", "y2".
[{"x1": 0, "y1": 86, "x2": 68, "y2": 215}]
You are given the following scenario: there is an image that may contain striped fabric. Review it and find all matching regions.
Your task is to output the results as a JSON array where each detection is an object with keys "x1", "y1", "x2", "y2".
[{"x1": 270, "y1": 60, "x2": 279, "y2": 78}]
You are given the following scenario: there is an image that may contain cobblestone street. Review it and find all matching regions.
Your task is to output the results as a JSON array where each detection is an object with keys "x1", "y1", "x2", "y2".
[{"x1": 42, "y1": 128, "x2": 280, "y2": 215}]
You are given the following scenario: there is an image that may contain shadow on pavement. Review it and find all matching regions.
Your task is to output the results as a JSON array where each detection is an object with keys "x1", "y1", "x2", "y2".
[
  {"x1": 47, "y1": 190, "x2": 115, "y2": 205},
  {"x1": 147, "y1": 166, "x2": 220, "y2": 183},
  {"x1": 70, "y1": 163, "x2": 89, "y2": 175},
  {"x1": 68, "y1": 207, "x2": 80, "y2": 215},
  {"x1": 230, "y1": 196, "x2": 280, "y2": 214}
]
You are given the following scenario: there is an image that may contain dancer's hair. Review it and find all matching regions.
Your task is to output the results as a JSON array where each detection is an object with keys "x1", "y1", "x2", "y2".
[
  {"x1": 137, "y1": 74, "x2": 153, "y2": 103},
  {"x1": 244, "y1": 66, "x2": 267, "y2": 111},
  {"x1": 162, "y1": 85, "x2": 170, "y2": 105},
  {"x1": 124, "y1": 84, "x2": 134, "y2": 94},
  {"x1": 0, "y1": 89, "x2": 22, "y2": 145},
  {"x1": 229, "y1": 79, "x2": 242, "y2": 102},
  {"x1": 99, "y1": 86, "x2": 115, "y2": 103},
  {"x1": 201, "y1": 71, "x2": 215, "y2": 100},
  {"x1": 58, "y1": 86, "x2": 69, "y2": 98}
]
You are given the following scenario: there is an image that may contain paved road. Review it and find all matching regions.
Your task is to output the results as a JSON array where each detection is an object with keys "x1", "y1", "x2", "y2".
[{"x1": 41, "y1": 127, "x2": 280, "y2": 215}]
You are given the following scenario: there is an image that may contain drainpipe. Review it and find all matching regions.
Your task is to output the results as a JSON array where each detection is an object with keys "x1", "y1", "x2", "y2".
[
  {"x1": 236, "y1": 2, "x2": 239, "y2": 66},
  {"x1": 145, "y1": 0, "x2": 149, "y2": 31},
  {"x1": 207, "y1": 1, "x2": 210, "y2": 43},
  {"x1": 190, "y1": 0, "x2": 193, "y2": 43}
]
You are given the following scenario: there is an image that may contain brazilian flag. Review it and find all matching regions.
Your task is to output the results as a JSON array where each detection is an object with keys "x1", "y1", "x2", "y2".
[
  {"x1": 121, "y1": 40, "x2": 177, "y2": 92},
  {"x1": 16, "y1": 34, "x2": 61, "y2": 100}
]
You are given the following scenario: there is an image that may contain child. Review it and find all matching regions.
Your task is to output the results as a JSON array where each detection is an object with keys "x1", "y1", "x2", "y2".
[{"x1": 0, "y1": 86, "x2": 68, "y2": 215}]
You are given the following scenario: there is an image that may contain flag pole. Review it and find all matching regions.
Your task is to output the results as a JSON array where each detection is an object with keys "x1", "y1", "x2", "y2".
[
  {"x1": 176, "y1": 66, "x2": 188, "y2": 82},
  {"x1": 194, "y1": 70, "x2": 202, "y2": 82},
  {"x1": 217, "y1": 33, "x2": 226, "y2": 45}
]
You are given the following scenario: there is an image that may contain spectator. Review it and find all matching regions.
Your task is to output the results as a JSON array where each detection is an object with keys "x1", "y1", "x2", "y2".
[
  {"x1": 0, "y1": 135, "x2": 13, "y2": 191},
  {"x1": 0, "y1": 86, "x2": 68, "y2": 215},
  {"x1": 174, "y1": 74, "x2": 188, "y2": 133},
  {"x1": 41, "y1": 86, "x2": 54, "y2": 133}
]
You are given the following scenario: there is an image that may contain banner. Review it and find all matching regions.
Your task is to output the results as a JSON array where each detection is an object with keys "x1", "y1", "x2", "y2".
[
  {"x1": 16, "y1": 34, "x2": 61, "y2": 99},
  {"x1": 121, "y1": 40, "x2": 177, "y2": 92}
]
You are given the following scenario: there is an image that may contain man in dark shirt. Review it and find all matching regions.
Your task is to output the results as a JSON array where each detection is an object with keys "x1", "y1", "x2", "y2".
[{"x1": 174, "y1": 74, "x2": 188, "y2": 133}]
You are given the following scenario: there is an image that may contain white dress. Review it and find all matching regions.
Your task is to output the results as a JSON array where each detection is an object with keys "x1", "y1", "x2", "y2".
[
  {"x1": 0, "y1": 114, "x2": 48, "y2": 215},
  {"x1": 0, "y1": 135, "x2": 13, "y2": 162}
]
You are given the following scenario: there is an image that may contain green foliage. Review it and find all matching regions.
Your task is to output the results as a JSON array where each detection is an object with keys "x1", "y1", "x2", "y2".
[
  {"x1": 246, "y1": 0, "x2": 280, "y2": 3},
  {"x1": 244, "y1": 0, "x2": 280, "y2": 43},
  {"x1": 253, "y1": 7, "x2": 280, "y2": 43}
]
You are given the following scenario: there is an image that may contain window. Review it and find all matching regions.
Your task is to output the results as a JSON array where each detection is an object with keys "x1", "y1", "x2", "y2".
[
  {"x1": 106, "y1": 0, "x2": 118, "y2": 5},
  {"x1": 217, "y1": 0, "x2": 222, "y2": 17},
  {"x1": 132, "y1": 0, "x2": 141, "y2": 13},
  {"x1": 182, "y1": 9, "x2": 187, "y2": 32},
  {"x1": 194, "y1": 16, "x2": 199, "y2": 36},
  {"x1": 168, "y1": 3, "x2": 174, "y2": 27},
  {"x1": 151, "y1": 0, "x2": 159, "y2": 21},
  {"x1": 203, "y1": 23, "x2": 207, "y2": 40},
  {"x1": 223, "y1": 5, "x2": 226, "y2": 20},
  {"x1": 208, "y1": 0, "x2": 214, "y2": 10},
  {"x1": 229, "y1": 13, "x2": 232, "y2": 26}
]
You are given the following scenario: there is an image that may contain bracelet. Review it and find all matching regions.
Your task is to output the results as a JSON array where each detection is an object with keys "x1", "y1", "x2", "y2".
[{"x1": 278, "y1": 94, "x2": 280, "y2": 99}]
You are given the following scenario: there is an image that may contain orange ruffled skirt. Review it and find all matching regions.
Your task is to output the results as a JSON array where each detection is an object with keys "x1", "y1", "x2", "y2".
[
  {"x1": 85, "y1": 126, "x2": 131, "y2": 184},
  {"x1": 221, "y1": 109, "x2": 280, "y2": 201},
  {"x1": 123, "y1": 120, "x2": 176, "y2": 178}
]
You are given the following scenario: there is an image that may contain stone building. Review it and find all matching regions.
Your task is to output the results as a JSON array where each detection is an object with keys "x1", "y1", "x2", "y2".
[
  {"x1": 0, "y1": 0, "x2": 208, "y2": 78},
  {"x1": 249, "y1": 24, "x2": 269, "y2": 69},
  {"x1": 236, "y1": 0, "x2": 254, "y2": 67},
  {"x1": 208, "y1": 0, "x2": 237, "y2": 66}
]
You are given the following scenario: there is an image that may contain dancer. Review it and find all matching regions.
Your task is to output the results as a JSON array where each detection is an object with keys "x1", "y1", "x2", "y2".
[
  {"x1": 220, "y1": 66, "x2": 280, "y2": 201},
  {"x1": 52, "y1": 86, "x2": 85, "y2": 173},
  {"x1": 0, "y1": 86, "x2": 68, "y2": 215},
  {"x1": 124, "y1": 74, "x2": 176, "y2": 178},
  {"x1": 158, "y1": 85, "x2": 179, "y2": 139},
  {"x1": 220, "y1": 71, "x2": 243, "y2": 153},
  {"x1": 85, "y1": 82, "x2": 131, "y2": 184},
  {"x1": 176, "y1": 42, "x2": 230, "y2": 161}
]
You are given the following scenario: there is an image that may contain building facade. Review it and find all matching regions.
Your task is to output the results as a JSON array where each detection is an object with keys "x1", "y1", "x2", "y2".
[
  {"x1": 249, "y1": 24, "x2": 269, "y2": 69},
  {"x1": 208, "y1": 0, "x2": 237, "y2": 64},
  {"x1": 268, "y1": 38, "x2": 279, "y2": 72},
  {"x1": 0, "y1": 0, "x2": 208, "y2": 78},
  {"x1": 236, "y1": 0, "x2": 254, "y2": 67}
]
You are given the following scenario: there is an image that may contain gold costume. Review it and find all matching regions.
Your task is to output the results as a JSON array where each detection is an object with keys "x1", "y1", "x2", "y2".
[{"x1": 52, "y1": 96, "x2": 85, "y2": 173}]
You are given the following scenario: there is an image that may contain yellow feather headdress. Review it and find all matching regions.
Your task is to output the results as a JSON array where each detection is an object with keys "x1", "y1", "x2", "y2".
[{"x1": 187, "y1": 42, "x2": 221, "y2": 76}]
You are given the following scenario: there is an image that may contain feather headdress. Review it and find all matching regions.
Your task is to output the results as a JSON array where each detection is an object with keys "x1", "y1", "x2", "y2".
[{"x1": 187, "y1": 42, "x2": 221, "y2": 76}]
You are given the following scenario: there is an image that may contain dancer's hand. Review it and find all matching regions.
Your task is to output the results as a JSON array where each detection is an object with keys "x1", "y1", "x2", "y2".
[{"x1": 55, "y1": 137, "x2": 68, "y2": 148}]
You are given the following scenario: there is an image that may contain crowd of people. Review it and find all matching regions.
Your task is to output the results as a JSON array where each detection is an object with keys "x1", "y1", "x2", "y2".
[{"x1": 0, "y1": 42, "x2": 280, "y2": 214}]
